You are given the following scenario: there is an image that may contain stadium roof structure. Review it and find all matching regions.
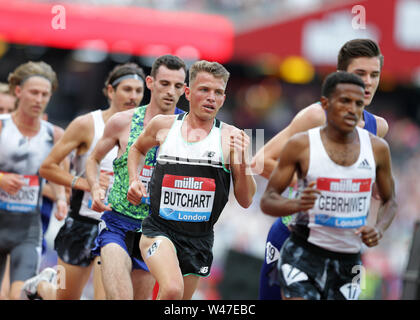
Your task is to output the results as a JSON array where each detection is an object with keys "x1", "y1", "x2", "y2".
[{"x1": 0, "y1": 0, "x2": 234, "y2": 63}]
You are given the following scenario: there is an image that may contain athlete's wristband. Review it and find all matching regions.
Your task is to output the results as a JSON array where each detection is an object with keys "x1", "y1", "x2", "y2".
[{"x1": 71, "y1": 175, "x2": 80, "y2": 189}]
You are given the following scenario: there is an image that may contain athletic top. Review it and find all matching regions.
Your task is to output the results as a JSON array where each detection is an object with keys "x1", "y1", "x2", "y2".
[
  {"x1": 0, "y1": 114, "x2": 54, "y2": 215},
  {"x1": 108, "y1": 105, "x2": 184, "y2": 220},
  {"x1": 148, "y1": 113, "x2": 231, "y2": 237},
  {"x1": 70, "y1": 110, "x2": 117, "y2": 221},
  {"x1": 280, "y1": 108, "x2": 378, "y2": 228},
  {"x1": 362, "y1": 110, "x2": 377, "y2": 135},
  {"x1": 291, "y1": 126, "x2": 376, "y2": 253}
]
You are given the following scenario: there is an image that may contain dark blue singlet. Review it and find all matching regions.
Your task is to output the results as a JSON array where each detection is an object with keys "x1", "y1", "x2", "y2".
[{"x1": 258, "y1": 109, "x2": 378, "y2": 300}]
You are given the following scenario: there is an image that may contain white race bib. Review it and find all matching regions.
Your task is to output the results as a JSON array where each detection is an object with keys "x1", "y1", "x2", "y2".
[
  {"x1": 139, "y1": 165, "x2": 154, "y2": 205},
  {"x1": 0, "y1": 174, "x2": 40, "y2": 213},
  {"x1": 159, "y1": 174, "x2": 215, "y2": 222},
  {"x1": 313, "y1": 177, "x2": 372, "y2": 229}
]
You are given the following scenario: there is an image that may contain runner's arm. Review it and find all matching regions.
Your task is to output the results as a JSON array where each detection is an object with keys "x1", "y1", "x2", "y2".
[
  {"x1": 228, "y1": 127, "x2": 256, "y2": 208},
  {"x1": 126, "y1": 115, "x2": 169, "y2": 205},
  {"x1": 251, "y1": 103, "x2": 325, "y2": 179},
  {"x1": 40, "y1": 116, "x2": 91, "y2": 192},
  {"x1": 371, "y1": 138, "x2": 397, "y2": 237},
  {"x1": 260, "y1": 133, "x2": 320, "y2": 217},
  {"x1": 86, "y1": 115, "x2": 126, "y2": 212}
]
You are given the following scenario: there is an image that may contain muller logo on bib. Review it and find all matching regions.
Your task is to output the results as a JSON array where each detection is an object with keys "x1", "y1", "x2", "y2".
[
  {"x1": 317, "y1": 178, "x2": 371, "y2": 193},
  {"x1": 142, "y1": 166, "x2": 153, "y2": 177},
  {"x1": 174, "y1": 177, "x2": 204, "y2": 190},
  {"x1": 160, "y1": 174, "x2": 216, "y2": 222}
]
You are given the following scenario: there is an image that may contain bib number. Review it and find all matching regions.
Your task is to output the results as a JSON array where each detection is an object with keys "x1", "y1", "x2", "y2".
[
  {"x1": 0, "y1": 174, "x2": 40, "y2": 213},
  {"x1": 159, "y1": 174, "x2": 215, "y2": 222}
]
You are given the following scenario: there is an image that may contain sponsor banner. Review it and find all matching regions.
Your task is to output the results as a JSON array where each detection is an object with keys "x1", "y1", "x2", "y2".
[
  {"x1": 317, "y1": 178, "x2": 372, "y2": 193},
  {"x1": 314, "y1": 214, "x2": 366, "y2": 229},
  {"x1": 159, "y1": 208, "x2": 211, "y2": 222}
]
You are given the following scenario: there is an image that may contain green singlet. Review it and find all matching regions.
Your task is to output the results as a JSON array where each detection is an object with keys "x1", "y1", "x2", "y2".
[{"x1": 108, "y1": 105, "x2": 157, "y2": 220}]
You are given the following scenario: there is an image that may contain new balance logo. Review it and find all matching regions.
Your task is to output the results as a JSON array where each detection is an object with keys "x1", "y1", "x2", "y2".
[
  {"x1": 358, "y1": 159, "x2": 371, "y2": 169},
  {"x1": 203, "y1": 151, "x2": 215, "y2": 158},
  {"x1": 199, "y1": 266, "x2": 209, "y2": 274}
]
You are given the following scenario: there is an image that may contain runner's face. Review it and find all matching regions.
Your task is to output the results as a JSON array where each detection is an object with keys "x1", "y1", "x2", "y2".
[
  {"x1": 15, "y1": 76, "x2": 52, "y2": 118},
  {"x1": 0, "y1": 93, "x2": 16, "y2": 114},
  {"x1": 110, "y1": 78, "x2": 144, "y2": 111},
  {"x1": 185, "y1": 72, "x2": 226, "y2": 121},
  {"x1": 346, "y1": 57, "x2": 381, "y2": 107},
  {"x1": 324, "y1": 83, "x2": 365, "y2": 133},
  {"x1": 147, "y1": 65, "x2": 186, "y2": 112}
]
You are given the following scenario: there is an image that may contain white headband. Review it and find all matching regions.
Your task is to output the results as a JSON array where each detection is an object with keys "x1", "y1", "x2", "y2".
[{"x1": 111, "y1": 74, "x2": 143, "y2": 87}]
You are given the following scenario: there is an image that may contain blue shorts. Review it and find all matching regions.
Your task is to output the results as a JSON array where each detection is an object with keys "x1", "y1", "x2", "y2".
[
  {"x1": 40, "y1": 196, "x2": 53, "y2": 255},
  {"x1": 92, "y1": 210, "x2": 148, "y2": 271},
  {"x1": 259, "y1": 218, "x2": 291, "y2": 300}
]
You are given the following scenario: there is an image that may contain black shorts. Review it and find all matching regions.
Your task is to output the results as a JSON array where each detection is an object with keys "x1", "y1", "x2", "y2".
[
  {"x1": 277, "y1": 233, "x2": 362, "y2": 300},
  {"x1": 54, "y1": 216, "x2": 99, "y2": 267},
  {"x1": 141, "y1": 216, "x2": 213, "y2": 277}
]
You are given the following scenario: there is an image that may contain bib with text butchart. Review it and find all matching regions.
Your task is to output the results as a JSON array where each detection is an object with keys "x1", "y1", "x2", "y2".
[{"x1": 159, "y1": 174, "x2": 215, "y2": 222}]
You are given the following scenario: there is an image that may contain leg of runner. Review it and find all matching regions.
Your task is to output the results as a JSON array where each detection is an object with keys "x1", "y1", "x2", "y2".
[
  {"x1": 92, "y1": 256, "x2": 106, "y2": 300},
  {"x1": 0, "y1": 255, "x2": 10, "y2": 300},
  {"x1": 132, "y1": 269, "x2": 155, "y2": 300},
  {"x1": 100, "y1": 243, "x2": 133, "y2": 299},
  {"x1": 56, "y1": 258, "x2": 93, "y2": 299}
]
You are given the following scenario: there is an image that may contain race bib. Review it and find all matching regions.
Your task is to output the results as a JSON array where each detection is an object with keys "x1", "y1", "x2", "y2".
[
  {"x1": 313, "y1": 177, "x2": 372, "y2": 228},
  {"x1": 0, "y1": 174, "x2": 40, "y2": 213},
  {"x1": 339, "y1": 283, "x2": 362, "y2": 300},
  {"x1": 265, "y1": 241, "x2": 281, "y2": 264},
  {"x1": 139, "y1": 165, "x2": 154, "y2": 205},
  {"x1": 159, "y1": 174, "x2": 215, "y2": 222}
]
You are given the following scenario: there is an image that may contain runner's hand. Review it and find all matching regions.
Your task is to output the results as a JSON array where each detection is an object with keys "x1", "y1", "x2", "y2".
[
  {"x1": 55, "y1": 198, "x2": 68, "y2": 221},
  {"x1": 91, "y1": 184, "x2": 112, "y2": 212},
  {"x1": 230, "y1": 130, "x2": 251, "y2": 172},
  {"x1": 355, "y1": 225, "x2": 382, "y2": 247},
  {"x1": 295, "y1": 181, "x2": 320, "y2": 211},
  {"x1": 0, "y1": 173, "x2": 25, "y2": 195},
  {"x1": 127, "y1": 180, "x2": 147, "y2": 205}
]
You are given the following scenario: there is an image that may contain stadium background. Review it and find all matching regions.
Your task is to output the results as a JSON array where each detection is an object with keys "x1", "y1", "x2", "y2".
[{"x1": 1, "y1": 0, "x2": 420, "y2": 299}]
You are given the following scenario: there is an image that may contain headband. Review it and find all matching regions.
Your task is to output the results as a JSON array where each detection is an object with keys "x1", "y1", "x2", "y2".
[
  {"x1": 111, "y1": 74, "x2": 143, "y2": 87},
  {"x1": 20, "y1": 74, "x2": 52, "y2": 85}
]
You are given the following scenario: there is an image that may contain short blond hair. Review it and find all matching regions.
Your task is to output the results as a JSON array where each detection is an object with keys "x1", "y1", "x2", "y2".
[
  {"x1": 0, "y1": 82, "x2": 10, "y2": 94},
  {"x1": 8, "y1": 61, "x2": 58, "y2": 95},
  {"x1": 189, "y1": 60, "x2": 230, "y2": 86}
]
